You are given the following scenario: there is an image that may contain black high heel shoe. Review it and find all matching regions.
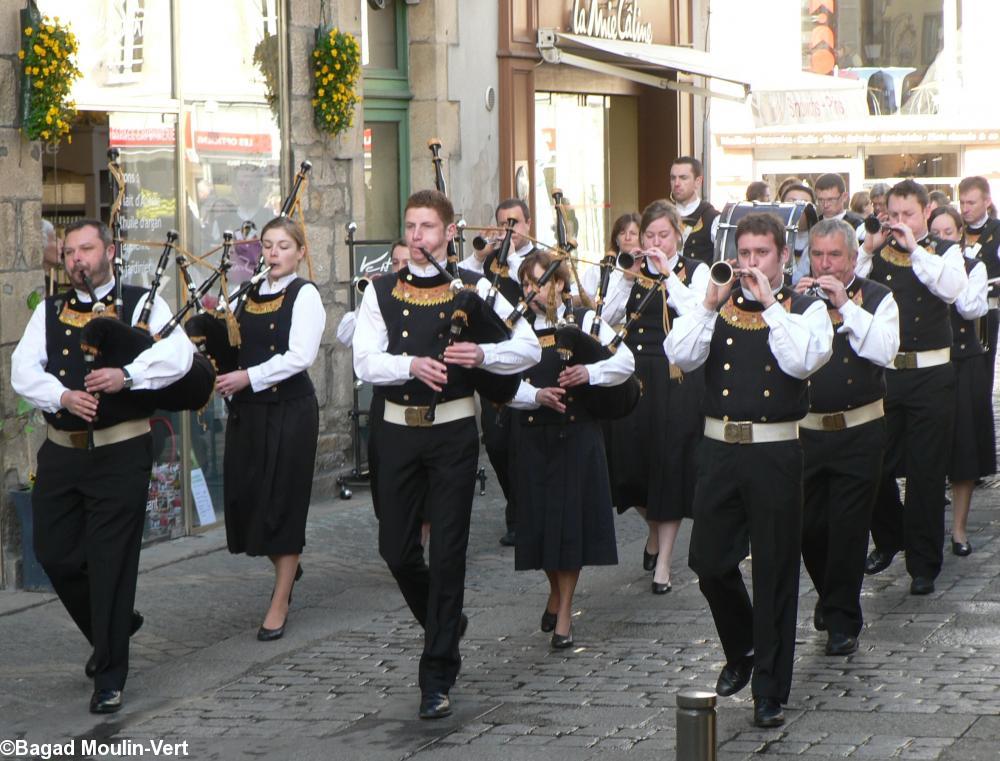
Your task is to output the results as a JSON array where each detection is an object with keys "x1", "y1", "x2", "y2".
[
  {"x1": 551, "y1": 626, "x2": 574, "y2": 650},
  {"x1": 540, "y1": 609, "x2": 558, "y2": 633},
  {"x1": 952, "y1": 537, "x2": 972, "y2": 557},
  {"x1": 642, "y1": 548, "x2": 658, "y2": 572}
]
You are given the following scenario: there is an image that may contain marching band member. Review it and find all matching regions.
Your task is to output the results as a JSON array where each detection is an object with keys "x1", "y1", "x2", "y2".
[
  {"x1": 509, "y1": 251, "x2": 634, "y2": 649},
  {"x1": 670, "y1": 157, "x2": 719, "y2": 266},
  {"x1": 604, "y1": 201, "x2": 708, "y2": 594},
  {"x1": 794, "y1": 219, "x2": 899, "y2": 657},
  {"x1": 11, "y1": 219, "x2": 194, "y2": 714},
  {"x1": 580, "y1": 212, "x2": 641, "y2": 322},
  {"x1": 666, "y1": 212, "x2": 832, "y2": 728},
  {"x1": 927, "y1": 206, "x2": 995, "y2": 556},
  {"x1": 353, "y1": 190, "x2": 539, "y2": 720},
  {"x1": 958, "y1": 177, "x2": 1000, "y2": 391},
  {"x1": 859, "y1": 180, "x2": 968, "y2": 595},
  {"x1": 215, "y1": 217, "x2": 325, "y2": 642}
]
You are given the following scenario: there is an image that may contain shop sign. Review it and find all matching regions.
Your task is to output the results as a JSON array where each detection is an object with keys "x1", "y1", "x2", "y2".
[
  {"x1": 752, "y1": 89, "x2": 868, "y2": 128},
  {"x1": 718, "y1": 129, "x2": 1000, "y2": 148},
  {"x1": 110, "y1": 125, "x2": 176, "y2": 147},
  {"x1": 193, "y1": 130, "x2": 272, "y2": 154},
  {"x1": 572, "y1": 0, "x2": 653, "y2": 45}
]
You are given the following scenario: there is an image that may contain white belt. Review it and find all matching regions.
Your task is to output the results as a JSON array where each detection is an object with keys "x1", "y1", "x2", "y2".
[
  {"x1": 988, "y1": 296, "x2": 999, "y2": 310},
  {"x1": 888, "y1": 347, "x2": 950, "y2": 370},
  {"x1": 384, "y1": 397, "x2": 476, "y2": 427},
  {"x1": 47, "y1": 419, "x2": 151, "y2": 449},
  {"x1": 704, "y1": 417, "x2": 799, "y2": 445},
  {"x1": 800, "y1": 399, "x2": 884, "y2": 432}
]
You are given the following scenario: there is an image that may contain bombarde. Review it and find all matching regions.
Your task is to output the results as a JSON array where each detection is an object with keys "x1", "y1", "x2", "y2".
[{"x1": 709, "y1": 260, "x2": 747, "y2": 287}]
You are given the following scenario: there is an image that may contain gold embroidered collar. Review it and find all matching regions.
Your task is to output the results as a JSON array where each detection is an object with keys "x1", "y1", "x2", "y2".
[
  {"x1": 392, "y1": 279, "x2": 455, "y2": 306},
  {"x1": 827, "y1": 287, "x2": 865, "y2": 326},
  {"x1": 879, "y1": 246, "x2": 912, "y2": 268},
  {"x1": 720, "y1": 293, "x2": 791, "y2": 331},
  {"x1": 59, "y1": 303, "x2": 118, "y2": 327},
  {"x1": 245, "y1": 294, "x2": 285, "y2": 314}
]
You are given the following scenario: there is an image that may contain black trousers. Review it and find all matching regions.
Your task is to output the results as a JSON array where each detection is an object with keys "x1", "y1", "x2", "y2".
[
  {"x1": 801, "y1": 418, "x2": 885, "y2": 638},
  {"x1": 376, "y1": 414, "x2": 479, "y2": 694},
  {"x1": 481, "y1": 403, "x2": 515, "y2": 530},
  {"x1": 688, "y1": 437, "x2": 803, "y2": 704},
  {"x1": 32, "y1": 433, "x2": 153, "y2": 691},
  {"x1": 870, "y1": 364, "x2": 955, "y2": 580}
]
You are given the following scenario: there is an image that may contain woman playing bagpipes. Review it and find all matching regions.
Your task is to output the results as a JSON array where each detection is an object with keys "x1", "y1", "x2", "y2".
[{"x1": 214, "y1": 216, "x2": 325, "y2": 641}]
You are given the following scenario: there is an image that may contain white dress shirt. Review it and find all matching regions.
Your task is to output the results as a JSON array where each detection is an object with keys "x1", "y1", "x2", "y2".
[
  {"x1": 353, "y1": 259, "x2": 541, "y2": 386},
  {"x1": 11, "y1": 277, "x2": 194, "y2": 414},
  {"x1": 955, "y1": 260, "x2": 989, "y2": 321},
  {"x1": 457, "y1": 255, "x2": 486, "y2": 276},
  {"x1": 856, "y1": 238, "x2": 968, "y2": 304},
  {"x1": 600, "y1": 254, "x2": 709, "y2": 327},
  {"x1": 509, "y1": 307, "x2": 635, "y2": 410},
  {"x1": 836, "y1": 279, "x2": 901, "y2": 367},
  {"x1": 664, "y1": 288, "x2": 834, "y2": 379},
  {"x1": 336, "y1": 310, "x2": 357, "y2": 347},
  {"x1": 243, "y1": 274, "x2": 325, "y2": 393}
]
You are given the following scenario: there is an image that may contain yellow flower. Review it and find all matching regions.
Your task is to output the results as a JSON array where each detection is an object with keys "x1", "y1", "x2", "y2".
[
  {"x1": 335, "y1": 63, "x2": 340, "y2": 70},
  {"x1": 24, "y1": 27, "x2": 33, "y2": 36},
  {"x1": 34, "y1": 80, "x2": 43, "y2": 89},
  {"x1": 18, "y1": 49, "x2": 25, "y2": 59},
  {"x1": 45, "y1": 115, "x2": 52, "y2": 124},
  {"x1": 322, "y1": 64, "x2": 329, "y2": 73}
]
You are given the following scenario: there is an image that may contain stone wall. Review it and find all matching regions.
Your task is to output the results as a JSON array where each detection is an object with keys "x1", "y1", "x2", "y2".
[
  {"x1": 0, "y1": 0, "x2": 46, "y2": 588},
  {"x1": 286, "y1": 0, "x2": 365, "y2": 498}
]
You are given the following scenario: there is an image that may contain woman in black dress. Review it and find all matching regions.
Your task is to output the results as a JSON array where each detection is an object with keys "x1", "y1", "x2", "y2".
[
  {"x1": 509, "y1": 251, "x2": 634, "y2": 648},
  {"x1": 215, "y1": 217, "x2": 325, "y2": 640},
  {"x1": 928, "y1": 206, "x2": 995, "y2": 556},
  {"x1": 605, "y1": 200, "x2": 708, "y2": 593}
]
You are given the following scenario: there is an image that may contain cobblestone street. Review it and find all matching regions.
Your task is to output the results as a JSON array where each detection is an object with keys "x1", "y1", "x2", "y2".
[{"x1": 2, "y1": 453, "x2": 1000, "y2": 760}]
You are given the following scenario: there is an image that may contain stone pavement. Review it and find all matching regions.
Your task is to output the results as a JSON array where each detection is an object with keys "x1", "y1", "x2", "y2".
[{"x1": 1, "y1": 460, "x2": 1000, "y2": 761}]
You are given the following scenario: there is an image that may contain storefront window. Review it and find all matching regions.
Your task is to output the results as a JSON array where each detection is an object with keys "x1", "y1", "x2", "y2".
[
  {"x1": 362, "y1": 0, "x2": 400, "y2": 71},
  {"x1": 364, "y1": 121, "x2": 402, "y2": 240},
  {"x1": 801, "y1": 0, "x2": 952, "y2": 116},
  {"x1": 534, "y1": 92, "x2": 607, "y2": 257}
]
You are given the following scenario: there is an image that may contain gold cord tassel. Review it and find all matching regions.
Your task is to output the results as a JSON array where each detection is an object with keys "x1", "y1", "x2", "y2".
[{"x1": 219, "y1": 271, "x2": 242, "y2": 347}]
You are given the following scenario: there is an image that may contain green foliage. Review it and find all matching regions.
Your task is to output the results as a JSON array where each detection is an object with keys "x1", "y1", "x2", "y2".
[
  {"x1": 19, "y1": 15, "x2": 82, "y2": 143},
  {"x1": 311, "y1": 27, "x2": 361, "y2": 136}
]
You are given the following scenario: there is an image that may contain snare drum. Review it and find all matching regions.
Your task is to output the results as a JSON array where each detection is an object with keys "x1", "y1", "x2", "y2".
[{"x1": 714, "y1": 201, "x2": 818, "y2": 271}]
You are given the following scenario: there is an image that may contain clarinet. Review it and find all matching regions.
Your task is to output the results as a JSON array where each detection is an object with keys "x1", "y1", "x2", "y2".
[
  {"x1": 157, "y1": 233, "x2": 234, "y2": 340},
  {"x1": 428, "y1": 139, "x2": 461, "y2": 278},
  {"x1": 135, "y1": 230, "x2": 178, "y2": 332},
  {"x1": 485, "y1": 218, "x2": 516, "y2": 309},
  {"x1": 107, "y1": 149, "x2": 125, "y2": 320},
  {"x1": 417, "y1": 247, "x2": 465, "y2": 422}
]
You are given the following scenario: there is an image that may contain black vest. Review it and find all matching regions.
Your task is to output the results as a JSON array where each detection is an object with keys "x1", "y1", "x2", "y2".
[
  {"x1": 869, "y1": 237, "x2": 953, "y2": 352},
  {"x1": 43, "y1": 285, "x2": 152, "y2": 431},
  {"x1": 481, "y1": 248, "x2": 527, "y2": 307},
  {"x1": 372, "y1": 267, "x2": 476, "y2": 405},
  {"x1": 703, "y1": 287, "x2": 818, "y2": 423},
  {"x1": 950, "y1": 259, "x2": 986, "y2": 359},
  {"x1": 623, "y1": 256, "x2": 700, "y2": 359},
  {"x1": 807, "y1": 277, "x2": 889, "y2": 413},
  {"x1": 681, "y1": 200, "x2": 719, "y2": 266},
  {"x1": 519, "y1": 307, "x2": 594, "y2": 427},
  {"x1": 233, "y1": 278, "x2": 316, "y2": 404},
  {"x1": 965, "y1": 218, "x2": 1000, "y2": 290}
]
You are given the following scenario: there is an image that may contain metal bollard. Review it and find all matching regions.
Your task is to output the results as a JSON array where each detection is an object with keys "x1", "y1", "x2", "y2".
[{"x1": 676, "y1": 689, "x2": 717, "y2": 761}]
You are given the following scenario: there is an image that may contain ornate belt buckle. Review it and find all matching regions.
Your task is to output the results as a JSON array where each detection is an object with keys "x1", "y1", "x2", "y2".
[
  {"x1": 723, "y1": 421, "x2": 752, "y2": 444},
  {"x1": 68, "y1": 431, "x2": 89, "y2": 449},
  {"x1": 404, "y1": 406, "x2": 432, "y2": 427},
  {"x1": 822, "y1": 412, "x2": 847, "y2": 431},
  {"x1": 893, "y1": 352, "x2": 917, "y2": 370}
]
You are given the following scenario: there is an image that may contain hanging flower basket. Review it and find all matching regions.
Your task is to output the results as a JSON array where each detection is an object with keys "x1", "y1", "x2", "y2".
[
  {"x1": 17, "y1": 4, "x2": 81, "y2": 144},
  {"x1": 311, "y1": 26, "x2": 361, "y2": 136}
]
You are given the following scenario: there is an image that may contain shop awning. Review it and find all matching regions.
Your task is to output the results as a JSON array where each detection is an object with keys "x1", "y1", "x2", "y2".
[{"x1": 537, "y1": 30, "x2": 752, "y2": 103}]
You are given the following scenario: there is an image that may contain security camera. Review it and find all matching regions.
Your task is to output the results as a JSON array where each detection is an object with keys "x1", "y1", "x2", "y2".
[{"x1": 368, "y1": 0, "x2": 387, "y2": 9}]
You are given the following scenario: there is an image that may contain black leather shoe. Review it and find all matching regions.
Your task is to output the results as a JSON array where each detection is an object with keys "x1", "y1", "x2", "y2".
[
  {"x1": 551, "y1": 627, "x2": 574, "y2": 649},
  {"x1": 540, "y1": 609, "x2": 557, "y2": 632},
  {"x1": 257, "y1": 619, "x2": 286, "y2": 641},
  {"x1": 753, "y1": 697, "x2": 784, "y2": 728},
  {"x1": 825, "y1": 632, "x2": 858, "y2": 656},
  {"x1": 89, "y1": 688, "x2": 123, "y2": 714},
  {"x1": 86, "y1": 610, "x2": 144, "y2": 679},
  {"x1": 651, "y1": 581, "x2": 672, "y2": 595},
  {"x1": 715, "y1": 655, "x2": 753, "y2": 697},
  {"x1": 952, "y1": 537, "x2": 972, "y2": 557},
  {"x1": 499, "y1": 529, "x2": 516, "y2": 547},
  {"x1": 910, "y1": 576, "x2": 935, "y2": 595},
  {"x1": 642, "y1": 548, "x2": 658, "y2": 571},
  {"x1": 864, "y1": 548, "x2": 896, "y2": 575},
  {"x1": 419, "y1": 691, "x2": 451, "y2": 719},
  {"x1": 813, "y1": 601, "x2": 826, "y2": 632}
]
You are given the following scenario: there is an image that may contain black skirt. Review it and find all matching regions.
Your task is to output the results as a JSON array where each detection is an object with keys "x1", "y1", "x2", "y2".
[
  {"x1": 514, "y1": 418, "x2": 618, "y2": 571},
  {"x1": 950, "y1": 354, "x2": 996, "y2": 481},
  {"x1": 608, "y1": 354, "x2": 704, "y2": 521},
  {"x1": 224, "y1": 393, "x2": 319, "y2": 556}
]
